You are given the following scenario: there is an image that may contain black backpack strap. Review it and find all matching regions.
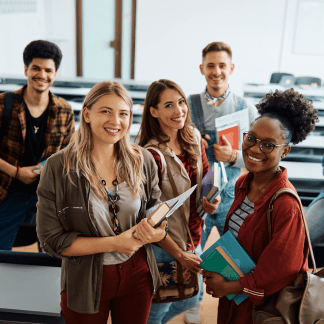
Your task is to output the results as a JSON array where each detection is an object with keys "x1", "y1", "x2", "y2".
[{"x1": 0, "y1": 92, "x2": 14, "y2": 145}]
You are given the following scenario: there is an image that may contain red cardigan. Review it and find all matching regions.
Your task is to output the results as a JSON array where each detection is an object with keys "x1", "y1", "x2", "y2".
[{"x1": 217, "y1": 167, "x2": 309, "y2": 324}]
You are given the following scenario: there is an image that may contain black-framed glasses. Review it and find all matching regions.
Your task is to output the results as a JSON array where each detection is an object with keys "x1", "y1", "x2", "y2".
[{"x1": 243, "y1": 132, "x2": 287, "y2": 154}]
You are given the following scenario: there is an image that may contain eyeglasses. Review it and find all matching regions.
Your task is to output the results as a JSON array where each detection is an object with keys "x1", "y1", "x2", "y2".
[{"x1": 243, "y1": 132, "x2": 287, "y2": 154}]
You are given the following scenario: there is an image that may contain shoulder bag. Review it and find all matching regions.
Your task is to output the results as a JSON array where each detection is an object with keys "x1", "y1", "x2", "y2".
[
  {"x1": 252, "y1": 188, "x2": 324, "y2": 324},
  {"x1": 151, "y1": 153, "x2": 200, "y2": 304}
]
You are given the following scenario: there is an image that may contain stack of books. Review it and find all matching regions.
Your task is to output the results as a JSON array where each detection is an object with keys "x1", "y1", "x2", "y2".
[
  {"x1": 196, "y1": 162, "x2": 228, "y2": 220},
  {"x1": 200, "y1": 230, "x2": 256, "y2": 305}
]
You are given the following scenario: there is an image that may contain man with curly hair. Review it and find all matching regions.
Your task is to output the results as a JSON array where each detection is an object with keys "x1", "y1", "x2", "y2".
[
  {"x1": 185, "y1": 42, "x2": 258, "y2": 323},
  {"x1": 0, "y1": 40, "x2": 75, "y2": 250}
]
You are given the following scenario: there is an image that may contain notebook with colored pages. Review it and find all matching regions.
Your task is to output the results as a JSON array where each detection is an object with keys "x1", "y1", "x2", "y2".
[
  {"x1": 215, "y1": 109, "x2": 249, "y2": 148},
  {"x1": 216, "y1": 123, "x2": 239, "y2": 150},
  {"x1": 200, "y1": 246, "x2": 244, "y2": 300},
  {"x1": 200, "y1": 230, "x2": 256, "y2": 304}
]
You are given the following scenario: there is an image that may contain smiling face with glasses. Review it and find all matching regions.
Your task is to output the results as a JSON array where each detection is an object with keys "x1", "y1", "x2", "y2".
[
  {"x1": 243, "y1": 132, "x2": 287, "y2": 154},
  {"x1": 242, "y1": 117, "x2": 291, "y2": 176}
]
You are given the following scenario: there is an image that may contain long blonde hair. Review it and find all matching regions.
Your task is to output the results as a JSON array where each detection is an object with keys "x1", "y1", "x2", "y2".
[{"x1": 63, "y1": 81, "x2": 144, "y2": 199}]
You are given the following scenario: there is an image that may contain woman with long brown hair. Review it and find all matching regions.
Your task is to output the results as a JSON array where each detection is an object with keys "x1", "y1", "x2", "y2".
[
  {"x1": 137, "y1": 79, "x2": 220, "y2": 324},
  {"x1": 36, "y1": 81, "x2": 167, "y2": 324}
]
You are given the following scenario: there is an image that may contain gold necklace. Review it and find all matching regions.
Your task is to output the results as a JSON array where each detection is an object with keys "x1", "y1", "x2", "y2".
[{"x1": 249, "y1": 169, "x2": 281, "y2": 202}]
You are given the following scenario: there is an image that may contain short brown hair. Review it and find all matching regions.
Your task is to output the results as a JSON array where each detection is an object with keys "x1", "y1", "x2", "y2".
[{"x1": 202, "y1": 42, "x2": 232, "y2": 61}]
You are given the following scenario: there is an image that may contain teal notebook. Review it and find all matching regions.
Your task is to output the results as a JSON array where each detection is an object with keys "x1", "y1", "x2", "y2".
[
  {"x1": 200, "y1": 230, "x2": 256, "y2": 304},
  {"x1": 200, "y1": 246, "x2": 244, "y2": 300}
]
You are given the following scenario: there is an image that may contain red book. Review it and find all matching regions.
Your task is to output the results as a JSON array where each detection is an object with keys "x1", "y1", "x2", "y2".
[{"x1": 216, "y1": 123, "x2": 239, "y2": 150}]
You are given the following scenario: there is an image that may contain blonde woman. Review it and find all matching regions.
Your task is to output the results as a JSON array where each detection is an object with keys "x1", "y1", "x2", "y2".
[{"x1": 36, "y1": 81, "x2": 166, "y2": 324}]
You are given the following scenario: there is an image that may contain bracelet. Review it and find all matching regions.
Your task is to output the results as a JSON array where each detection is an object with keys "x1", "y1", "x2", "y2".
[
  {"x1": 14, "y1": 166, "x2": 20, "y2": 179},
  {"x1": 228, "y1": 150, "x2": 237, "y2": 164},
  {"x1": 132, "y1": 230, "x2": 140, "y2": 240},
  {"x1": 158, "y1": 230, "x2": 168, "y2": 243}
]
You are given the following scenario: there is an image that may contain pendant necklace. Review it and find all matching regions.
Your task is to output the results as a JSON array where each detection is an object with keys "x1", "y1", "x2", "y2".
[
  {"x1": 34, "y1": 126, "x2": 39, "y2": 134},
  {"x1": 96, "y1": 171, "x2": 121, "y2": 235}
]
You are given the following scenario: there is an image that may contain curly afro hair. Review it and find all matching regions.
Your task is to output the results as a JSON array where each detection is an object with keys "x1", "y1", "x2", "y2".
[
  {"x1": 255, "y1": 88, "x2": 318, "y2": 144},
  {"x1": 23, "y1": 40, "x2": 62, "y2": 71}
]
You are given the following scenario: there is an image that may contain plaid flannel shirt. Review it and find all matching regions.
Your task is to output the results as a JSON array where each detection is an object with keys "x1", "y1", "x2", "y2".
[{"x1": 0, "y1": 86, "x2": 75, "y2": 204}]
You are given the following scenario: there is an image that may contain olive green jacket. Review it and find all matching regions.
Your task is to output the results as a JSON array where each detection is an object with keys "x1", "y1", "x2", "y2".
[{"x1": 36, "y1": 147, "x2": 162, "y2": 314}]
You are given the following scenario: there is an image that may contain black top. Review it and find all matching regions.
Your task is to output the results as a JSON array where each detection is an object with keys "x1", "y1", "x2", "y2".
[{"x1": 10, "y1": 103, "x2": 49, "y2": 193}]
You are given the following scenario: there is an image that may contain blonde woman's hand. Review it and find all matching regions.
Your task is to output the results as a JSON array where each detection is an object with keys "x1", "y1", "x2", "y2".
[
  {"x1": 201, "y1": 196, "x2": 221, "y2": 215},
  {"x1": 178, "y1": 251, "x2": 202, "y2": 274},
  {"x1": 112, "y1": 228, "x2": 144, "y2": 255},
  {"x1": 135, "y1": 218, "x2": 167, "y2": 244}
]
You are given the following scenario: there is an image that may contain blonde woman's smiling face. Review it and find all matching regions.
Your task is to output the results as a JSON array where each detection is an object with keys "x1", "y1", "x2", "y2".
[{"x1": 83, "y1": 94, "x2": 131, "y2": 147}]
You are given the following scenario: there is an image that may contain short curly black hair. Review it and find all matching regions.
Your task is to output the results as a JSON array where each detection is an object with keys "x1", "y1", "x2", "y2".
[
  {"x1": 23, "y1": 40, "x2": 62, "y2": 71},
  {"x1": 255, "y1": 88, "x2": 318, "y2": 144}
]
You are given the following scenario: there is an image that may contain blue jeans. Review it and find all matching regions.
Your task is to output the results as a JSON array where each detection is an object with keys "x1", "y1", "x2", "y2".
[
  {"x1": 306, "y1": 191, "x2": 324, "y2": 246},
  {"x1": 199, "y1": 129, "x2": 239, "y2": 248},
  {"x1": 200, "y1": 184, "x2": 236, "y2": 250},
  {"x1": 0, "y1": 190, "x2": 37, "y2": 250},
  {"x1": 147, "y1": 244, "x2": 203, "y2": 324}
]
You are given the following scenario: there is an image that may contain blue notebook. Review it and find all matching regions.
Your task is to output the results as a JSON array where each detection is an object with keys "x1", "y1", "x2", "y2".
[{"x1": 201, "y1": 230, "x2": 256, "y2": 304}]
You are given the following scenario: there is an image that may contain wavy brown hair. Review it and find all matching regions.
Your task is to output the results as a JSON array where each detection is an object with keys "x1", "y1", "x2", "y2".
[
  {"x1": 137, "y1": 79, "x2": 199, "y2": 169},
  {"x1": 63, "y1": 81, "x2": 145, "y2": 199}
]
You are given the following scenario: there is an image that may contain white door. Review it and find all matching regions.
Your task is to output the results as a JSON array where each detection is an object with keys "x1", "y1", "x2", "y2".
[{"x1": 82, "y1": 0, "x2": 115, "y2": 79}]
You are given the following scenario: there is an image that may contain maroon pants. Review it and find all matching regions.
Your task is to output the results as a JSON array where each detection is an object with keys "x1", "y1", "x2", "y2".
[{"x1": 61, "y1": 247, "x2": 153, "y2": 324}]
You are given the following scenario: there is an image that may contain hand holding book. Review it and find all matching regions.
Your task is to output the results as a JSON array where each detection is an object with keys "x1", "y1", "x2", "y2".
[
  {"x1": 200, "y1": 231, "x2": 256, "y2": 305},
  {"x1": 200, "y1": 196, "x2": 221, "y2": 215},
  {"x1": 134, "y1": 218, "x2": 167, "y2": 244},
  {"x1": 132, "y1": 185, "x2": 197, "y2": 239},
  {"x1": 212, "y1": 135, "x2": 234, "y2": 162},
  {"x1": 197, "y1": 162, "x2": 227, "y2": 220},
  {"x1": 203, "y1": 269, "x2": 243, "y2": 299}
]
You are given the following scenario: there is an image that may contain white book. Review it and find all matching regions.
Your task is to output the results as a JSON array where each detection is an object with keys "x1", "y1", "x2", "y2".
[{"x1": 133, "y1": 185, "x2": 198, "y2": 238}]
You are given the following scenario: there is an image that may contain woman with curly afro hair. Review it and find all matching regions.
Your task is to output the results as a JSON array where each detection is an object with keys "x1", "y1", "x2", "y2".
[{"x1": 201, "y1": 88, "x2": 318, "y2": 324}]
